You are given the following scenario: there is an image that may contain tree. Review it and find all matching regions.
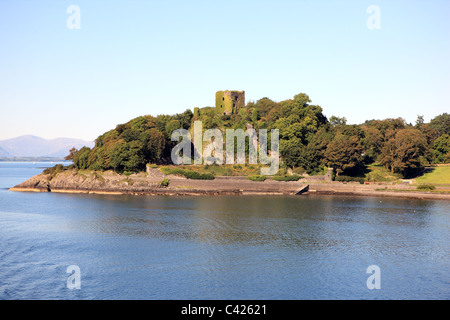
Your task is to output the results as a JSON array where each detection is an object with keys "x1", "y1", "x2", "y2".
[
  {"x1": 65, "y1": 147, "x2": 78, "y2": 161},
  {"x1": 429, "y1": 113, "x2": 450, "y2": 135},
  {"x1": 279, "y1": 138, "x2": 303, "y2": 168},
  {"x1": 123, "y1": 140, "x2": 146, "y2": 172},
  {"x1": 72, "y1": 147, "x2": 91, "y2": 169},
  {"x1": 433, "y1": 134, "x2": 450, "y2": 163},
  {"x1": 380, "y1": 128, "x2": 428, "y2": 177},
  {"x1": 146, "y1": 128, "x2": 166, "y2": 164},
  {"x1": 324, "y1": 134, "x2": 364, "y2": 175},
  {"x1": 165, "y1": 120, "x2": 182, "y2": 138},
  {"x1": 362, "y1": 126, "x2": 383, "y2": 162},
  {"x1": 108, "y1": 140, "x2": 127, "y2": 172},
  {"x1": 329, "y1": 116, "x2": 347, "y2": 127},
  {"x1": 415, "y1": 115, "x2": 425, "y2": 127}
]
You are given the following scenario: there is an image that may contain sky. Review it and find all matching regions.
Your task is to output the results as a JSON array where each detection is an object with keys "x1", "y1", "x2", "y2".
[{"x1": 0, "y1": 0, "x2": 449, "y2": 141}]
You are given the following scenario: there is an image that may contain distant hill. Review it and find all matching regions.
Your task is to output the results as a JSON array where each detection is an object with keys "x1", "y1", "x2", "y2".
[
  {"x1": 0, "y1": 146, "x2": 11, "y2": 157},
  {"x1": 0, "y1": 135, "x2": 94, "y2": 158}
]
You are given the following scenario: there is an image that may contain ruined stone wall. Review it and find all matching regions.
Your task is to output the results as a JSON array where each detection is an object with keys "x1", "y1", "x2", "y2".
[{"x1": 215, "y1": 90, "x2": 245, "y2": 115}]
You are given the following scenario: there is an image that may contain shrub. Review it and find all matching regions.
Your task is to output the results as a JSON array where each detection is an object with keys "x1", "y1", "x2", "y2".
[
  {"x1": 335, "y1": 175, "x2": 365, "y2": 184},
  {"x1": 183, "y1": 171, "x2": 215, "y2": 180},
  {"x1": 123, "y1": 171, "x2": 133, "y2": 176},
  {"x1": 271, "y1": 175, "x2": 303, "y2": 181},
  {"x1": 416, "y1": 184, "x2": 436, "y2": 191},
  {"x1": 43, "y1": 164, "x2": 66, "y2": 180},
  {"x1": 160, "y1": 178, "x2": 170, "y2": 187},
  {"x1": 248, "y1": 175, "x2": 266, "y2": 182},
  {"x1": 292, "y1": 167, "x2": 306, "y2": 175},
  {"x1": 161, "y1": 167, "x2": 215, "y2": 180}
]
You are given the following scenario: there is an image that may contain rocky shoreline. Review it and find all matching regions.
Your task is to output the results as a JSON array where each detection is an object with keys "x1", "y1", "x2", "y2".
[{"x1": 8, "y1": 168, "x2": 450, "y2": 200}]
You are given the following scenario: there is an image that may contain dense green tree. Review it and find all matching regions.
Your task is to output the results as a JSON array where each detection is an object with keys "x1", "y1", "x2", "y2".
[
  {"x1": 433, "y1": 134, "x2": 450, "y2": 163},
  {"x1": 66, "y1": 146, "x2": 91, "y2": 169},
  {"x1": 429, "y1": 113, "x2": 450, "y2": 135},
  {"x1": 380, "y1": 128, "x2": 428, "y2": 177},
  {"x1": 165, "y1": 120, "x2": 182, "y2": 139},
  {"x1": 145, "y1": 128, "x2": 166, "y2": 164},
  {"x1": 324, "y1": 134, "x2": 364, "y2": 175}
]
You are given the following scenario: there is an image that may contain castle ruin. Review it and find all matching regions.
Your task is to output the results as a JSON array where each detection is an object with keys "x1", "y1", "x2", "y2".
[{"x1": 215, "y1": 90, "x2": 245, "y2": 115}]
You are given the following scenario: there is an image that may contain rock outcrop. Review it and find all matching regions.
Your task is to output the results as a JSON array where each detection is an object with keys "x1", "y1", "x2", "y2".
[{"x1": 9, "y1": 169, "x2": 308, "y2": 196}]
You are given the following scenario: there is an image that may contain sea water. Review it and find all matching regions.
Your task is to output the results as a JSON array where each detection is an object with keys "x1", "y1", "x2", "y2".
[{"x1": 0, "y1": 162, "x2": 449, "y2": 299}]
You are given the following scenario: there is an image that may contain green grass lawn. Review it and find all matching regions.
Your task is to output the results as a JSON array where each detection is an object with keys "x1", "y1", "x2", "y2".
[
  {"x1": 415, "y1": 166, "x2": 450, "y2": 185},
  {"x1": 364, "y1": 164, "x2": 402, "y2": 182}
]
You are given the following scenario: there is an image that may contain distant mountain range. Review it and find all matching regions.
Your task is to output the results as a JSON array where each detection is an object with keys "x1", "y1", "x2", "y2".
[{"x1": 0, "y1": 135, "x2": 94, "y2": 158}]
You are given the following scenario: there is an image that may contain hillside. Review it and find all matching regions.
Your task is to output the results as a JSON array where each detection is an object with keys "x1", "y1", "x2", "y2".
[
  {"x1": 55, "y1": 91, "x2": 450, "y2": 181},
  {"x1": 0, "y1": 135, "x2": 94, "y2": 158},
  {"x1": 0, "y1": 146, "x2": 11, "y2": 157}
]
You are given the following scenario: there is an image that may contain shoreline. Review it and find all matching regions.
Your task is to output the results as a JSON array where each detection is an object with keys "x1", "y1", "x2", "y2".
[
  {"x1": 9, "y1": 185, "x2": 450, "y2": 200},
  {"x1": 8, "y1": 168, "x2": 450, "y2": 201}
]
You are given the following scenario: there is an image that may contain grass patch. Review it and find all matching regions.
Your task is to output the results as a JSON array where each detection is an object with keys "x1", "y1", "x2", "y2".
[
  {"x1": 270, "y1": 175, "x2": 303, "y2": 181},
  {"x1": 335, "y1": 175, "x2": 365, "y2": 184},
  {"x1": 375, "y1": 188, "x2": 450, "y2": 194},
  {"x1": 43, "y1": 164, "x2": 67, "y2": 181},
  {"x1": 364, "y1": 164, "x2": 401, "y2": 182},
  {"x1": 160, "y1": 164, "x2": 262, "y2": 177},
  {"x1": 248, "y1": 175, "x2": 266, "y2": 182},
  {"x1": 160, "y1": 167, "x2": 215, "y2": 180},
  {"x1": 415, "y1": 166, "x2": 450, "y2": 185},
  {"x1": 416, "y1": 184, "x2": 436, "y2": 191}
]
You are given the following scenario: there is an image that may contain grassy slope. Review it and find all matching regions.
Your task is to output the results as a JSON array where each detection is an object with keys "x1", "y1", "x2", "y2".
[
  {"x1": 415, "y1": 166, "x2": 450, "y2": 185},
  {"x1": 363, "y1": 164, "x2": 402, "y2": 182}
]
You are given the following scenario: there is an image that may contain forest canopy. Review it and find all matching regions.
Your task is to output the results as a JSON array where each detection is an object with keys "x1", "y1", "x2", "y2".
[{"x1": 65, "y1": 94, "x2": 449, "y2": 179}]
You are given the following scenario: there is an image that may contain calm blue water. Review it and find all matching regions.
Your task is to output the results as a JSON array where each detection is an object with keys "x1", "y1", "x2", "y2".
[{"x1": 0, "y1": 162, "x2": 449, "y2": 300}]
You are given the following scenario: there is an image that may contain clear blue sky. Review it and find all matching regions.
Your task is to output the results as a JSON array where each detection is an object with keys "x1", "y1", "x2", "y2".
[{"x1": 0, "y1": 0, "x2": 449, "y2": 141}]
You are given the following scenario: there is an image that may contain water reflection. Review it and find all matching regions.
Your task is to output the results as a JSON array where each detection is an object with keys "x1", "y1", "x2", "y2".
[{"x1": 56, "y1": 194, "x2": 449, "y2": 259}]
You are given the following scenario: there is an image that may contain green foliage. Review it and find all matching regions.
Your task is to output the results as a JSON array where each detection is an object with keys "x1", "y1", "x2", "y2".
[
  {"x1": 43, "y1": 164, "x2": 67, "y2": 180},
  {"x1": 160, "y1": 178, "x2": 170, "y2": 187},
  {"x1": 67, "y1": 91, "x2": 448, "y2": 181},
  {"x1": 161, "y1": 167, "x2": 215, "y2": 180},
  {"x1": 380, "y1": 128, "x2": 428, "y2": 177},
  {"x1": 334, "y1": 175, "x2": 365, "y2": 184},
  {"x1": 433, "y1": 134, "x2": 450, "y2": 163},
  {"x1": 72, "y1": 114, "x2": 169, "y2": 172},
  {"x1": 69, "y1": 146, "x2": 91, "y2": 170},
  {"x1": 324, "y1": 132, "x2": 364, "y2": 176},
  {"x1": 429, "y1": 113, "x2": 450, "y2": 136},
  {"x1": 248, "y1": 175, "x2": 266, "y2": 181},
  {"x1": 184, "y1": 171, "x2": 215, "y2": 180},
  {"x1": 364, "y1": 164, "x2": 401, "y2": 182},
  {"x1": 271, "y1": 175, "x2": 303, "y2": 181},
  {"x1": 329, "y1": 116, "x2": 347, "y2": 127},
  {"x1": 416, "y1": 184, "x2": 436, "y2": 191}
]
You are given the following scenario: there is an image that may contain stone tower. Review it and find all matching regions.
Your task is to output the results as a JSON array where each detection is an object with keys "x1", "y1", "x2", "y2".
[{"x1": 215, "y1": 90, "x2": 245, "y2": 115}]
